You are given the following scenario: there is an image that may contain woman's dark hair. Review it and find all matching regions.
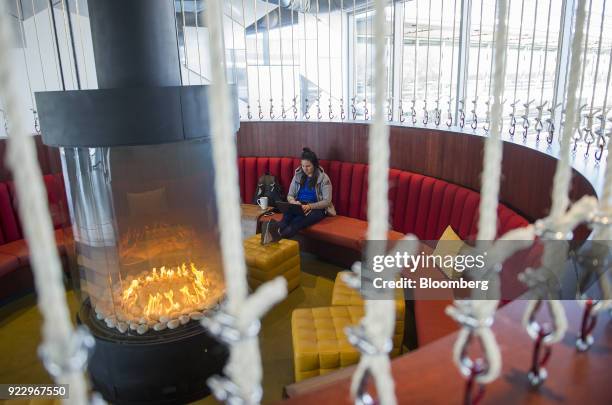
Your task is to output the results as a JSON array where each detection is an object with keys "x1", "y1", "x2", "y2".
[{"x1": 299, "y1": 147, "x2": 319, "y2": 188}]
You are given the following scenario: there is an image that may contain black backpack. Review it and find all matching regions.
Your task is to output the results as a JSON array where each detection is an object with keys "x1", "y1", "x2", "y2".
[{"x1": 252, "y1": 173, "x2": 284, "y2": 207}]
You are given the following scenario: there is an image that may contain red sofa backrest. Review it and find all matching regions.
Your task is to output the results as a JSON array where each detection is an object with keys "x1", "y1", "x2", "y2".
[
  {"x1": 0, "y1": 182, "x2": 21, "y2": 244},
  {"x1": 0, "y1": 174, "x2": 70, "y2": 244},
  {"x1": 238, "y1": 157, "x2": 529, "y2": 240}
]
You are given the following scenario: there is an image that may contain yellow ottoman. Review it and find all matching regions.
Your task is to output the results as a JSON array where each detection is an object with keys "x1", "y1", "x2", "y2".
[
  {"x1": 291, "y1": 306, "x2": 363, "y2": 382},
  {"x1": 331, "y1": 271, "x2": 405, "y2": 357},
  {"x1": 243, "y1": 235, "x2": 301, "y2": 292}
]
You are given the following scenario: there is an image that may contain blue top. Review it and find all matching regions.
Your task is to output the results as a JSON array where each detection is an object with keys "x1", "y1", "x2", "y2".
[{"x1": 296, "y1": 181, "x2": 317, "y2": 203}]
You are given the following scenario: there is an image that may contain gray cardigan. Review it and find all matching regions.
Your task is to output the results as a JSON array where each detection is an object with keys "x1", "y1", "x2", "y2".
[{"x1": 287, "y1": 167, "x2": 336, "y2": 216}]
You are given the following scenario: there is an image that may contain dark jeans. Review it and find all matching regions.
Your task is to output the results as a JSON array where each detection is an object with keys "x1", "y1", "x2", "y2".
[{"x1": 279, "y1": 209, "x2": 326, "y2": 238}]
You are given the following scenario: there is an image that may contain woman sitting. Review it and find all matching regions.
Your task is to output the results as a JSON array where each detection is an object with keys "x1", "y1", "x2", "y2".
[{"x1": 265, "y1": 148, "x2": 335, "y2": 242}]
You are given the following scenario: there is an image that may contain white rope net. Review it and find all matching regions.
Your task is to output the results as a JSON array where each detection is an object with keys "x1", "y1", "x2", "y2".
[
  {"x1": 346, "y1": 0, "x2": 398, "y2": 401},
  {"x1": 203, "y1": 1, "x2": 287, "y2": 403},
  {"x1": 1, "y1": 0, "x2": 610, "y2": 404},
  {"x1": 0, "y1": 3, "x2": 92, "y2": 404}
]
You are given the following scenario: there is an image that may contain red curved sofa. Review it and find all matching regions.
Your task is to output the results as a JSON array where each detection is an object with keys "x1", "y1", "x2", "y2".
[
  {"x1": 239, "y1": 157, "x2": 528, "y2": 245},
  {"x1": 238, "y1": 156, "x2": 531, "y2": 346},
  {"x1": 0, "y1": 174, "x2": 71, "y2": 302}
]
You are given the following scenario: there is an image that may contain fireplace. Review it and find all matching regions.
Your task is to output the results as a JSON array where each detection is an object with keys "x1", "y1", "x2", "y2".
[
  {"x1": 63, "y1": 142, "x2": 226, "y2": 335},
  {"x1": 61, "y1": 141, "x2": 230, "y2": 404},
  {"x1": 34, "y1": 1, "x2": 239, "y2": 403}
]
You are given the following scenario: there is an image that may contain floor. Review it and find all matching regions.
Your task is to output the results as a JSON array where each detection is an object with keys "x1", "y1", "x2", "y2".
[{"x1": 0, "y1": 254, "x2": 343, "y2": 405}]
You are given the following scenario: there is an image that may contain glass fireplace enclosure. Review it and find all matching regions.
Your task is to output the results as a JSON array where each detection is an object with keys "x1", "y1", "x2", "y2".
[{"x1": 61, "y1": 139, "x2": 225, "y2": 334}]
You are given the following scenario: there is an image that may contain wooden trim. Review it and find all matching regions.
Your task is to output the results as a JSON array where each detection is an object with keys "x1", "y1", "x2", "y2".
[{"x1": 237, "y1": 121, "x2": 597, "y2": 222}]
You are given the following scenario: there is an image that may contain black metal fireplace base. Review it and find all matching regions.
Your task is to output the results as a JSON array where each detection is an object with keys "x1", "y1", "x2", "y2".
[{"x1": 79, "y1": 299, "x2": 228, "y2": 405}]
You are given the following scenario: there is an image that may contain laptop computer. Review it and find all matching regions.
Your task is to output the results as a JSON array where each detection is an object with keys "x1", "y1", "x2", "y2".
[{"x1": 276, "y1": 201, "x2": 305, "y2": 216}]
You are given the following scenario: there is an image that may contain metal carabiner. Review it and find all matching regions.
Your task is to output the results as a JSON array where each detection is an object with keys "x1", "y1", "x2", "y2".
[
  {"x1": 534, "y1": 118, "x2": 543, "y2": 141},
  {"x1": 281, "y1": 104, "x2": 287, "y2": 119},
  {"x1": 522, "y1": 299, "x2": 565, "y2": 386},
  {"x1": 594, "y1": 138, "x2": 606, "y2": 161},
  {"x1": 470, "y1": 99, "x2": 478, "y2": 131},
  {"x1": 583, "y1": 108, "x2": 601, "y2": 157},
  {"x1": 317, "y1": 99, "x2": 322, "y2": 120},
  {"x1": 584, "y1": 129, "x2": 595, "y2": 158},
  {"x1": 572, "y1": 104, "x2": 588, "y2": 152},
  {"x1": 446, "y1": 98, "x2": 454, "y2": 128},
  {"x1": 534, "y1": 101, "x2": 547, "y2": 142},
  {"x1": 522, "y1": 116, "x2": 530, "y2": 141},
  {"x1": 594, "y1": 117, "x2": 611, "y2": 161},
  {"x1": 411, "y1": 100, "x2": 417, "y2": 125},
  {"x1": 292, "y1": 97, "x2": 298, "y2": 120},
  {"x1": 269, "y1": 99, "x2": 275, "y2": 119},
  {"x1": 546, "y1": 103, "x2": 562, "y2": 144},
  {"x1": 508, "y1": 100, "x2": 519, "y2": 137},
  {"x1": 304, "y1": 98, "x2": 310, "y2": 120},
  {"x1": 546, "y1": 120, "x2": 555, "y2": 144},
  {"x1": 422, "y1": 101, "x2": 429, "y2": 126},
  {"x1": 576, "y1": 300, "x2": 602, "y2": 352},
  {"x1": 329, "y1": 101, "x2": 334, "y2": 120},
  {"x1": 247, "y1": 105, "x2": 253, "y2": 120},
  {"x1": 521, "y1": 99, "x2": 535, "y2": 141},
  {"x1": 509, "y1": 115, "x2": 516, "y2": 137},
  {"x1": 258, "y1": 101, "x2": 264, "y2": 120},
  {"x1": 459, "y1": 331, "x2": 488, "y2": 405},
  {"x1": 399, "y1": 100, "x2": 405, "y2": 123},
  {"x1": 32, "y1": 109, "x2": 40, "y2": 134},
  {"x1": 387, "y1": 97, "x2": 393, "y2": 122}
]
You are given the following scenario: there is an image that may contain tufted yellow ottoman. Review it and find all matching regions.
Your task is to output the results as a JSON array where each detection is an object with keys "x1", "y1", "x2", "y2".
[
  {"x1": 291, "y1": 306, "x2": 364, "y2": 382},
  {"x1": 331, "y1": 271, "x2": 405, "y2": 356},
  {"x1": 243, "y1": 235, "x2": 301, "y2": 292}
]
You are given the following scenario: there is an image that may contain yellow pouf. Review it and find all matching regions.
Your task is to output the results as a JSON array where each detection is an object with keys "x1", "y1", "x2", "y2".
[
  {"x1": 243, "y1": 235, "x2": 301, "y2": 292},
  {"x1": 291, "y1": 306, "x2": 363, "y2": 382},
  {"x1": 290, "y1": 272, "x2": 406, "y2": 382},
  {"x1": 331, "y1": 271, "x2": 405, "y2": 356}
]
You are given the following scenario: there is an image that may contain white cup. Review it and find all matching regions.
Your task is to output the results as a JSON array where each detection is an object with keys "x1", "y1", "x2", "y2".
[{"x1": 257, "y1": 196, "x2": 269, "y2": 210}]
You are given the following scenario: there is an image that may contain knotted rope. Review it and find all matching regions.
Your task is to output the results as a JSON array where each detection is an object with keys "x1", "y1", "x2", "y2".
[
  {"x1": 446, "y1": 2, "x2": 514, "y2": 397},
  {"x1": 203, "y1": 2, "x2": 287, "y2": 403},
  {"x1": 0, "y1": 5, "x2": 93, "y2": 404},
  {"x1": 345, "y1": 1, "x2": 398, "y2": 403},
  {"x1": 519, "y1": 0, "x2": 597, "y2": 384}
]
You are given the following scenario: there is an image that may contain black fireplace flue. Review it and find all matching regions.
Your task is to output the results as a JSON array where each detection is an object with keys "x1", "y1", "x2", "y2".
[{"x1": 35, "y1": 1, "x2": 239, "y2": 404}]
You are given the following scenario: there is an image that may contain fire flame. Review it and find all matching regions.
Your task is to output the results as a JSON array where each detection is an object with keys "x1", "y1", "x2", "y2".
[{"x1": 117, "y1": 262, "x2": 213, "y2": 322}]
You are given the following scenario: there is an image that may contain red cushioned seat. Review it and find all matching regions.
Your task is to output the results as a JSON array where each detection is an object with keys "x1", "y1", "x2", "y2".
[
  {"x1": 0, "y1": 229, "x2": 69, "y2": 266},
  {"x1": 301, "y1": 216, "x2": 365, "y2": 251},
  {"x1": 0, "y1": 239, "x2": 29, "y2": 266},
  {"x1": 0, "y1": 252, "x2": 19, "y2": 278},
  {"x1": 261, "y1": 213, "x2": 405, "y2": 251}
]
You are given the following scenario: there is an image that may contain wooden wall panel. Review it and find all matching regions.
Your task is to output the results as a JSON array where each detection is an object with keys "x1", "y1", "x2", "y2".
[{"x1": 237, "y1": 121, "x2": 597, "y2": 221}]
